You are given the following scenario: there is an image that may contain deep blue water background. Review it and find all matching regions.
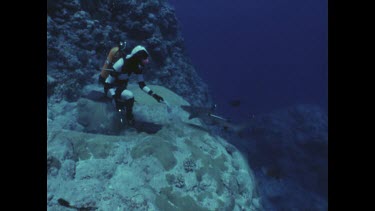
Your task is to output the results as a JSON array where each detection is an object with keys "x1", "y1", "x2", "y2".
[{"x1": 168, "y1": 0, "x2": 327, "y2": 122}]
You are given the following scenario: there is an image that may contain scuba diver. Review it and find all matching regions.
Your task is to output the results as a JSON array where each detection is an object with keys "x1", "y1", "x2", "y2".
[{"x1": 101, "y1": 45, "x2": 165, "y2": 125}]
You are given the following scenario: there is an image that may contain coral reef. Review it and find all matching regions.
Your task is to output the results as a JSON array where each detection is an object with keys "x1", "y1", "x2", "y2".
[
  {"x1": 47, "y1": 0, "x2": 211, "y2": 106},
  {"x1": 47, "y1": 85, "x2": 261, "y2": 211},
  {"x1": 183, "y1": 158, "x2": 196, "y2": 173}
]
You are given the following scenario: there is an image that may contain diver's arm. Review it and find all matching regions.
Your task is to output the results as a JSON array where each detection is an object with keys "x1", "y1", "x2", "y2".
[
  {"x1": 108, "y1": 58, "x2": 125, "y2": 77},
  {"x1": 137, "y1": 74, "x2": 164, "y2": 102},
  {"x1": 112, "y1": 58, "x2": 124, "y2": 72},
  {"x1": 137, "y1": 74, "x2": 153, "y2": 94}
]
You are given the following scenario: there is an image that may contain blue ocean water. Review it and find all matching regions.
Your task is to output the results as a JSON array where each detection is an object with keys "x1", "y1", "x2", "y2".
[{"x1": 169, "y1": 0, "x2": 328, "y2": 122}]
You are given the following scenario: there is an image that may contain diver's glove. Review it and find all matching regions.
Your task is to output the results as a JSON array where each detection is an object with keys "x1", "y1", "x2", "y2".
[{"x1": 152, "y1": 93, "x2": 164, "y2": 103}]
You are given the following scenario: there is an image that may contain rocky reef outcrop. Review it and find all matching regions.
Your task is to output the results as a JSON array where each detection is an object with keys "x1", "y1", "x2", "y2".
[
  {"x1": 47, "y1": 84, "x2": 261, "y2": 211},
  {"x1": 47, "y1": 0, "x2": 211, "y2": 106}
]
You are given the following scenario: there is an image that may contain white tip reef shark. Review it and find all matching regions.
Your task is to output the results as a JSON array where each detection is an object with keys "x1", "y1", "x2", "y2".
[{"x1": 180, "y1": 104, "x2": 248, "y2": 134}]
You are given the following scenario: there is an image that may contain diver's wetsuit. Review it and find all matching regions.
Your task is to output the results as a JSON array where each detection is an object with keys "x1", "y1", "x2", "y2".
[{"x1": 104, "y1": 48, "x2": 155, "y2": 123}]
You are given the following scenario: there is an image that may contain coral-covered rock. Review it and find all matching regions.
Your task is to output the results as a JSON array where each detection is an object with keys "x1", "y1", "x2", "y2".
[
  {"x1": 47, "y1": 0, "x2": 212, "y2": 105},
  {"x1": 47, "y1": 85, "x2": 260, "y2": 211}
]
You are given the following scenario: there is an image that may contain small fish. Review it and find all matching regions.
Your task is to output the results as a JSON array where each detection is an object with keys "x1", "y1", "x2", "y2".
[
  {"x1": 58, "y1": 198, "x2": 71, "y2": 207},
  {"x1": 228, "y1": 100, "x2": 241, "y2": 107},
  {"x1": 57, "y1": 198, "x2": 97, "y2": 211},
  {"x1": 261, "y1": 166, "x2": 283, "y2": 180}
]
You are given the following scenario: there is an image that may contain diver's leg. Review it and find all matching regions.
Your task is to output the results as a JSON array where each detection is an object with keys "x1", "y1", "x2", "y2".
[
  {"x1": 119, "y1": 90, "x2": 135, "y2": 125},
  {"x1": 105, "y1": 87, "x2": 122, "y2": 110}
]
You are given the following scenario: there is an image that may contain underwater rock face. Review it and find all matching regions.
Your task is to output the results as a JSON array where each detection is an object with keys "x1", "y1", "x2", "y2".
[
  {"x1": 47, "y1": 85, "x2": 261, "y2": 211},
  {"x1": 47, "y1": 0, "x2": 211, "y2": 106}
]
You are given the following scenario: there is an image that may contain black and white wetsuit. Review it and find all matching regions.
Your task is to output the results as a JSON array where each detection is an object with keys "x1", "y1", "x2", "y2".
[{"x1": 104, "y1": 55, "x2": 154, "y2": 104}]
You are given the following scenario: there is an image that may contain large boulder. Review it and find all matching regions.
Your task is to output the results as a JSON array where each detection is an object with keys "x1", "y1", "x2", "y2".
[
  {"x1": 47, "y1": 128, "x2": 261, "y2": 210},
  {"x1": 47, "y1": 85, "x2": 262, "y2": 211},
  {"x1": 76, "y1": 84, "x2": 200, "y2": 135}
]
